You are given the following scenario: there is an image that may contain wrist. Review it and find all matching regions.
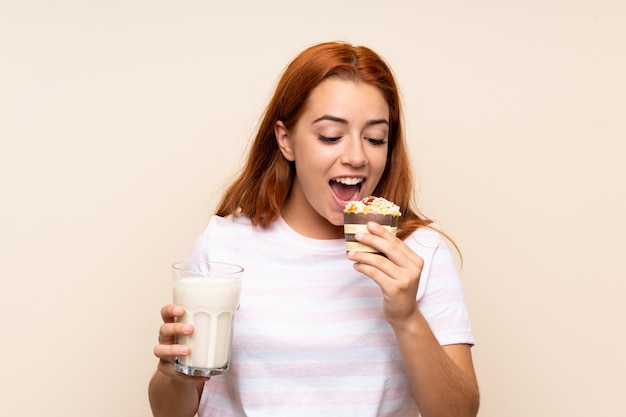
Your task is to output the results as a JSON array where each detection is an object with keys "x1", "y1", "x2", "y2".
[{"x1": 387, "y1": 306, "x2": 427, "y2": 335}]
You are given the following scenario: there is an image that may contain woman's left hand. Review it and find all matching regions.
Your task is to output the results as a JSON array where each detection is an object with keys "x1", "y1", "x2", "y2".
[{"x1": 346, "y1": 221, "x2": 424, "y2": 326}]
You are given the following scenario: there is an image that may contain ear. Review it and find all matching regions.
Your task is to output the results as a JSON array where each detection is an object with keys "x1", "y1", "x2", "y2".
[{"x1": 275, "y1": 121, "x2": 295, "y2": 161}]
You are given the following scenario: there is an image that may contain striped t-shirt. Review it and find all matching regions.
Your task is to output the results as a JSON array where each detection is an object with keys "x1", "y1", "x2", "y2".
[{"x1": 187, "y1": 215, "x2": 473, "y2": 417}]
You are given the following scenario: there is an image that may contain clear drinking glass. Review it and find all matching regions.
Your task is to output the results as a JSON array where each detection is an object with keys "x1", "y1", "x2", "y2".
[{"x1": 172, "y1": 261, "x2": 243, "y2": 377}]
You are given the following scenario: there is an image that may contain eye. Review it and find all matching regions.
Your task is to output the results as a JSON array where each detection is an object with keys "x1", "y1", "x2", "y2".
[
  {"x1": 365, "y1": 137, "x2": 387, "y2": 146},
  {"x1": 318, "y1": 135, "x2": 341, "y2": 143}
]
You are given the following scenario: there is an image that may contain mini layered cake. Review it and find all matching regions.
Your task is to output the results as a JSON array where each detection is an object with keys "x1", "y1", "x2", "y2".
[{"x1": 343, "y1": 196, "x2": 401, "y2": 254}]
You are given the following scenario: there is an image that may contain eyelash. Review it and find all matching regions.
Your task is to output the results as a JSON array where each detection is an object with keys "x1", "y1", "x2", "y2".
[
  {"x1": 318, "y1": 135, "x2": 341, "y2": 143},
  {"x1": 318, "y1": 135, "x2": 387, "y2": 146},
  {"x1": 367, "y1": 138, "x2": 387, "y2": 146}
]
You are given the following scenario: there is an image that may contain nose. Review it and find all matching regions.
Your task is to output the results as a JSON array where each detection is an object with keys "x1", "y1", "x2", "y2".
[{"x1": 340, "y1": 136, "x2": 368, "y2": 167}]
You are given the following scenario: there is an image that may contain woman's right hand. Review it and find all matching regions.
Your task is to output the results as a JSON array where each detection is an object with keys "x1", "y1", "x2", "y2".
[{"x1": 153, "y1": 304, "x2": 207, "y2": 381}]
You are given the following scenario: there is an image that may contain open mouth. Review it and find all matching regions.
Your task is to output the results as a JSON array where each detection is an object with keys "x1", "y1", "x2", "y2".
[{"x1": 330, "y1": 177, "x2": 363, "y2": 202}]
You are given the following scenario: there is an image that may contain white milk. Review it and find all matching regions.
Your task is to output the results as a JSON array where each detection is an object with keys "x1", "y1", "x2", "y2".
[{"x1": 174, "y1": 277, "x2": 242, "y2": 369}]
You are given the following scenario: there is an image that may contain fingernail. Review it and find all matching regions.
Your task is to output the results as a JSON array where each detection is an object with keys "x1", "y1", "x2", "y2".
[
  {"x1": 182, "y1": 324, "x2": 193, "y2": 333},
  {"x1": 179, "y1": 346, "x2": 189, "y2": 354}
]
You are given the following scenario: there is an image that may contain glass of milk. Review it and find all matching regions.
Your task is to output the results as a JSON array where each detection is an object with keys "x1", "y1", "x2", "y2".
[{"x1": 172, "y1": 261, "x2": 243, "y2": 377}]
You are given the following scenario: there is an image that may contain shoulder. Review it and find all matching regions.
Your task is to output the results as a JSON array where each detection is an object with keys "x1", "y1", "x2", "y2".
[
  {"x1": 191, "y1": 215, "x2": 256, "y2": 251},
  {"x1": 405, "y1": 225, "x2": 462, "y2": 301},
  {"x1": 189, "y1": 215, "x2": 279, "y2": 263},
  {"x1": 204, "y1": 215, "x2": 285, "y2": 243},
  {"x1": 210, "y1": 214, "x2": 253, "y2": 227},
  {"x1": 204, "y1": 214, "x2": 258, "y2": 235},
  {"x1": 404, "y1": 224, "x2": 446, "y2": 251}
]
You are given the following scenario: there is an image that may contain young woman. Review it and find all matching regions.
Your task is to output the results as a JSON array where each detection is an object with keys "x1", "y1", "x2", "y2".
[{"x1": 149, "y1": 41, "x2": 479, "y2": 417}]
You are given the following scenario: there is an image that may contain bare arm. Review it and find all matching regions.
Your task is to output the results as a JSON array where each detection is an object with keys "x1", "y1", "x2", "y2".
[
  {"x1": 391, "y1": 312, "x2": 479, "y2": 417},
  {"x1": 148, "y1": 304, "x2": 207, "y2": 417},
  {"x1": 149, "y1": 369, "x2": 204, "y2": 417},
  {"x1": 348, "y1": 222, "x2": 479, "y2": 417}
]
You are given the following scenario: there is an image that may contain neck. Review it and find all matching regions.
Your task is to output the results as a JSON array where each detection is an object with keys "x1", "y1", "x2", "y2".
[{"x1": 281, "y1": 199, "x2": 344, "y2": 240}]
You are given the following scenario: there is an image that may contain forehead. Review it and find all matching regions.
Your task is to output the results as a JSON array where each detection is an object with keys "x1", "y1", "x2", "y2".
[{"x1": 302, "y1": 78, "x2": 390, "y2": 121}]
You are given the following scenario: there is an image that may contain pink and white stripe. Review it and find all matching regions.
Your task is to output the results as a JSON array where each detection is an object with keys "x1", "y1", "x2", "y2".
[{"x1": 187, "y1": 215, "x2": 473, "y2": 416}]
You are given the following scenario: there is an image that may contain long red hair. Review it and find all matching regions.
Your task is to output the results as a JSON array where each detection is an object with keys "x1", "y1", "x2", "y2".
[{"x1": 215, "y1": 41, "x2": 432, "y2": 240}]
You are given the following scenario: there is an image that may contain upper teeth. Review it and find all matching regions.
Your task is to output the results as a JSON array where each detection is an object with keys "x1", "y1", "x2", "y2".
[{"x1": 333, "y1": 177, "x2": 363, "y2": 185}]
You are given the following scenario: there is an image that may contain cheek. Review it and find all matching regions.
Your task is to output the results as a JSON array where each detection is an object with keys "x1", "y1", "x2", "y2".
[
  {"x1": 370, "y1": 149, "x2": 389, "y2": 174},
  {"x1": 368, "y1": 152, "x2": 389, "y2": 189},
  {"x1": 297, "y1": 147, "x2": 335, "y2": 175}
]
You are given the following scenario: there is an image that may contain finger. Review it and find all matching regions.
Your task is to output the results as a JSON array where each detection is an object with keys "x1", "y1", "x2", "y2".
[
  {"x1": 161, "y1": 304, "x2": 185, "y2": 322},
  {"x1": 359, "y1": 222, "x2": 395, "y2": 251},
  {"x1": 351, "y1": 231, "x2": 404, "y2": 268},
  {"x1": 350, "y1": 256, "x2": 392, "y2": 287},
  {"x1": 158, "y1": 322, "x2": 194, "y2": 344},
  {"x1": 351, "y1": 257, "x2": 420, "y2": 311},
  {"x1": 366, "y1": 221, "x2": 402, "y2": 241},
  {"x1": 154, "y1": 343, "x2": 190, "y2": 360},
  {"x1": 360, "y1": 223, "x2": 417, "y2": 266},
  {"x1": 351, "y1": 245, "x2": 423, "y2": 286},
  {"x1": 349, "y1": 231, "x2": 424, "y2": 284}
]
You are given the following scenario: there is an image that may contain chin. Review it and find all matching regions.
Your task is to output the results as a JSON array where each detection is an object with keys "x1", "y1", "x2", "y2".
[{"x1": 326, "y1": 212, "x2": 345, "y2": 228}]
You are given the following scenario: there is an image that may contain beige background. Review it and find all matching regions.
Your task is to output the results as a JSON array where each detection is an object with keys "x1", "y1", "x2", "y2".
[{"x1": 1, "y1": 1, "x2": 624, "y2": 416}]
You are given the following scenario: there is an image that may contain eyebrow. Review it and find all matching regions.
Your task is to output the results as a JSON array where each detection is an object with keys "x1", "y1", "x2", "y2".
[{"x1": 312, "y1": 115, "x2": 389, "y2": 127}]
